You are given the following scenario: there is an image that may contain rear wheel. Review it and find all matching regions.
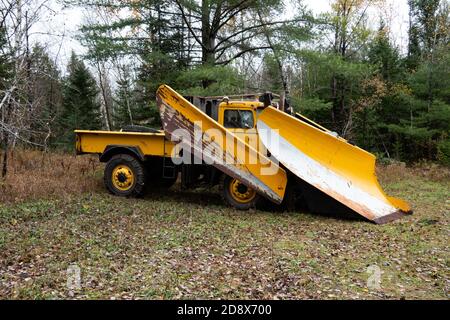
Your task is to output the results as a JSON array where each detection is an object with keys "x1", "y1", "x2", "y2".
[
  {"x1": 104, "y1": 154, "x2": 147, "y2": 197},
  {"x1": 221, "y1": 175, "x2": 258, "y2": 210}
]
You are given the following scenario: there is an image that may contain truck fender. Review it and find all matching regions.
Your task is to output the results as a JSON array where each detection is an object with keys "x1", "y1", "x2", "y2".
[{"x1": 99, "y1": 145, "x2": 145, "y2": 163}]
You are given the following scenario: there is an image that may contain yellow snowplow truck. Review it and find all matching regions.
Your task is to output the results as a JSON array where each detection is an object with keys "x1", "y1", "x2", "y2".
[{"x1": 75, "y1": 85, "x2": 412, "y2": 224}]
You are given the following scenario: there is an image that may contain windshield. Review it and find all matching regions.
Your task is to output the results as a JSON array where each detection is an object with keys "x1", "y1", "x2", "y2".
[{"x1": 223, "y1": 110, "x2": 254, "y2": 129}]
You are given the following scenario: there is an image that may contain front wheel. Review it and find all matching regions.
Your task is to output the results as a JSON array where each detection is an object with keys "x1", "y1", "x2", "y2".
[
  {"x1": 104, "y1": 154, "x2": 147, "y2": 197},
  {"x1": 221, "y1": 175, "x2": 259, "y2": 210}
]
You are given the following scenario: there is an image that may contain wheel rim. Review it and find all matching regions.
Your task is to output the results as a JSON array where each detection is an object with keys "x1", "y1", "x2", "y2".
[
  {"x1": 112, "y1": 165, "x2": 135, "y2": 191},
  {"x1": 229, "y1": 178, "x2": 256, "y2": 204}
]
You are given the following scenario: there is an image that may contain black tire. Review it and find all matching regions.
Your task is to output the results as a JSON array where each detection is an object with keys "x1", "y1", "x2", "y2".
[
  {"x1": 220, "y1": 175, "x2": 259, "y2": 210},
  {"x1": 104, "y1": 154, "x2": 147, "y2": 197}
]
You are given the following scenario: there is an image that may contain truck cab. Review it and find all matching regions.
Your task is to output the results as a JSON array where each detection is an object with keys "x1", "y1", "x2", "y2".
[
  {"x1": 186, "y1": 93, "x2": 276, "y2": 155},
  {"x1": 218, "y1": 100, "x2": 263, "y2": 153}
]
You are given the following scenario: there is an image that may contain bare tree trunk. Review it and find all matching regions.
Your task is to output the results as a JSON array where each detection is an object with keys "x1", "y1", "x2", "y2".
[
  {"x1": 331, "y1": 76, "x2": 337, "y2": 126},
  {"x1": 1, "y1": 133, "x2": 8, "y2": 177},
  {"x1": 1, "y1": 101, "x2": 11, "y2": 178},
  {"x1": 201, "y1": 0, "x2": 213, "y2": 66},
  {"x1": 124, "y1": 87, "x2": 133, "y2": 125},
  {"x1": 256, "y1": 8, "x2": 288, "y2": 94},
  {"x1": 96, "y1": 62, "x2": 112, "y2": 130},
  {"x1": 113, "y1": 61, "x2": 134, "y2": 126}
]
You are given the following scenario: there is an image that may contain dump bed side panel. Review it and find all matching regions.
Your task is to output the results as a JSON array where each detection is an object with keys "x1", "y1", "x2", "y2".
[{"x1": 75, "y1": 130, "x2": 175, "y2": 157}]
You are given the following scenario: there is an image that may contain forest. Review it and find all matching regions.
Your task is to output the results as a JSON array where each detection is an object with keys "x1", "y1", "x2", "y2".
[{"x1": 0, "y1": 0, "x2": 448, "y2": 175}]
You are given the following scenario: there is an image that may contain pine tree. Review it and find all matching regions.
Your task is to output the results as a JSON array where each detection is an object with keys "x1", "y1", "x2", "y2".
[
  {"x1": 0, "y1": 25, "x2": 12, "y2": 91},
  {"x1": 28, "y1": 44, "x2": 63, "y2": 146},
  {"x1": 58, "y1": 52, "x2": 101, "y2": 147},
  {"x1": 259, "y1": 53, "x2": 285, "y2": 93},
  {"x1": 387, "y1": 0, "x2": 450, "y2": 163},
  {"x1": 113, "y1": 65, "x2": 137, "y2": 128},
  {"x1": 368, "y1": 22, "x2": 403, "y2": 83}
]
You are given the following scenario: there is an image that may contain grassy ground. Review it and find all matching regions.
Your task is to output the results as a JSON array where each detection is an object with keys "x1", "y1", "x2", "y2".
[{"x1": 0, "y1": 151, "x2": 448, "y2": 299}]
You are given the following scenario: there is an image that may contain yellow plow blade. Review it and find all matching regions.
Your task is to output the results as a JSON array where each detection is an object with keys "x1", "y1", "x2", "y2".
[
  {"x1": 257, "y1": 107, "x2": 412, "y2": 224},
  {"x1": 156, "y1": 85, "x2": 287, "y2": 204}
]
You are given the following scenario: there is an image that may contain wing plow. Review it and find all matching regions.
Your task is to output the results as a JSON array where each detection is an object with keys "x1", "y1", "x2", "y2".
[{"x1": 257, "y1": 107, "x2": 412, "y2": 224}]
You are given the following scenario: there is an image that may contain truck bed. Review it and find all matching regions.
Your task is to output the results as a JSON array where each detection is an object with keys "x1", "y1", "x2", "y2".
[{"x1": 75, "y1": 130, "x2": 175, "y2": 157}]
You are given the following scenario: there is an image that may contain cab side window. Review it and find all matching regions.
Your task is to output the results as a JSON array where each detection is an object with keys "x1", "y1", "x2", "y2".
[{"x1": 223, "y1": 110, "x2": 254, "y2": 129}]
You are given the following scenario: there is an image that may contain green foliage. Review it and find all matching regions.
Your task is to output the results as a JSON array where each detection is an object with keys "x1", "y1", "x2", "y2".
[
  {"x1": 437, "y1": 139, "x2": 450, "y2": 166},
  {"x1": 368, "y1": 23, "x2": 403, "y2": 82},
  {"x1": 113, "y1": 63, "x2": 162, "y2": 129},
  {"x1": 175, "y1": 65, "x2": 245, "y2": 96},
  {"x1": 425, "y1": 100, "x2": 450, "y2": 133},
  {"x1": 2, "y1": 0, "x2": 443, "y2": 167},
  {"x1": 58, "y1": 52, "x2": 101, "y2": 148},
  {"x1": 406, "y1": 23, "x2": 422, "y2": 70},
  {"x1": 0, "y1": 26, "x2": 12, "y2": 90},
  {"x1": 292, "y1": 48, "x2": 374, "y2": 135},
  {"x1": 408, "y1": 45, "x2": 450, "y2": 102},
  {"x1": 408, "y1": 0, "x2": 449, "y2": 54},
  {"x1": 113, "y1": 66, "x2": 134, "y2": 128},
  {"x1": 386, "y1": 44, "x2": 450, "y2": 162},
  {"x1": 79, "y1": 0, "x2": 185, "y2": 62},
  {"x1": 27, "y1": 45, "x2": 64, "y2": 145},
  {"x1": 289, "y1": 2, "x2": 449, "y2": 165},
  {"x1": 132, "y1": 50, "x2": 186, "y2": 127},
  {"x1": 290, "y1": 96, "x2": 333, "y2": 124},
  {"x1": 259, "y1": 53, "x2": 284, "y2": 93}
]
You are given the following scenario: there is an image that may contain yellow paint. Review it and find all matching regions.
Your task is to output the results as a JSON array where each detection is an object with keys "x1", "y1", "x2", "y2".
[
  {"x1": 75, "y1": 84, "x2": 411, "y2": 217},
  {"x1": 75, "y1": 130, "x2": 175, "y2": 157},
  {"x1": 75, "y1": 98, "x2": 266, "y2": 159},
  {"x1": 258, "y1": 107, "x2": 411, "y2": 213},
  {"x1": 216, "y1": 102, "x2": 263, "y2": 156},
  {"x1": 157, "y1": 85, "x2": 287, "y2": 201},
  {"x1": 112, "y1": 164, "x2": 135, "y2": 191}
]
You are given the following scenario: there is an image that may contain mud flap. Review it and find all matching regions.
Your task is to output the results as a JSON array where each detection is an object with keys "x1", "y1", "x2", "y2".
[
  {"x1": 156, "y1": 85, "x2": 287, "y2": 204},
  {"x1": 257, "y1": 107, "x2": 412, "y2": 224}
]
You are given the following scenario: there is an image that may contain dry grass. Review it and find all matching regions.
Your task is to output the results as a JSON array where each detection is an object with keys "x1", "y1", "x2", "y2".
[
  {"x1": 0, "y1": 149, "x2": 103, "y2": 203},
  {"x1": 1, "y1": 149, "x2": 448, "y2": 204},
  {"x1": 377, "y1": 160, "x2": 450, "y2": 185}
]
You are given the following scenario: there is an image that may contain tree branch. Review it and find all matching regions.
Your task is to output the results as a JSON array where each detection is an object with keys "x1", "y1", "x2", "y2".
[
  {"x1": 217, "y1": 46, "x2": 271, "y2": 65},
  {"x1": 215, "y1": 31, "x2": 266, "y2": 57},
  {"x1": 214, "y1": 19, "x2": 303, "y2": 50},
  {"x1": 174, "y1": 0, "x2": 207, "y2": 50},
  {"x1": 213, "y1": 0, "x2": 252, "y2": 34}
]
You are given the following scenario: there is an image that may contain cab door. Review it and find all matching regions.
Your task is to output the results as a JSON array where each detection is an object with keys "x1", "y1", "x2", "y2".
[{"x1": 220, "y1": 108, "x2": 259, "y2": 154}]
